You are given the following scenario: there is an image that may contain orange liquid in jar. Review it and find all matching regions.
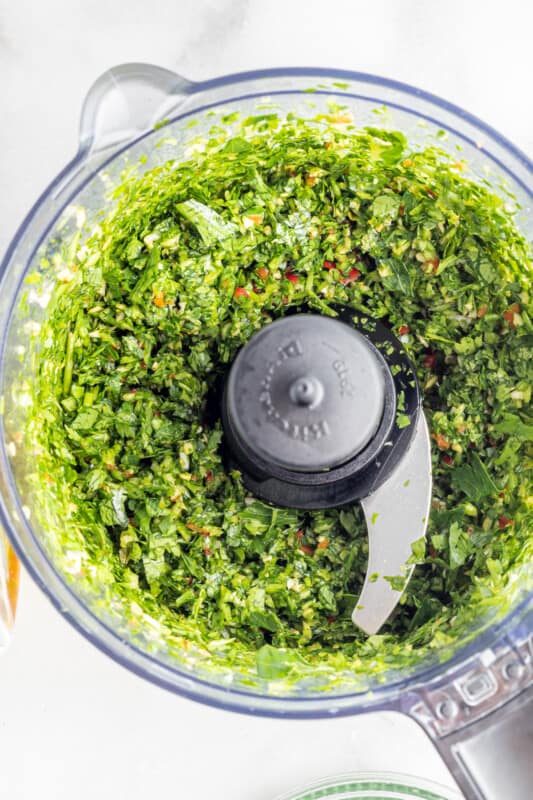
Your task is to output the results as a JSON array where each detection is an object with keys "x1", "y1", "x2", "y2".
[{"x1": 0, "y1": 529, "x2": 19, "y2": 638}]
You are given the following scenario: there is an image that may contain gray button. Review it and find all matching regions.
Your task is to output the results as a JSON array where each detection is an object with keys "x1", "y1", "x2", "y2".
[
  {"x1": 502, "y1": 659, "x2": 524, "y2": 681},
  {"x1": 437, "y1": 698, "x2": 459, "y2": 720},
  {"x1": 459, "y1": 672, "x2": 497, "y2": 705}
]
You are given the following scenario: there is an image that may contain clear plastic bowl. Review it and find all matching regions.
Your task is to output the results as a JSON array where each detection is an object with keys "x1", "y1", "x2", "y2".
[{"x1": 0, "y1": 66, "x2": 531, "y2": 719}]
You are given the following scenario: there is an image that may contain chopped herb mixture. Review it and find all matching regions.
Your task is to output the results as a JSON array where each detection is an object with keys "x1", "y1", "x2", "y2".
[{"x1": 31, "y1": 112, "x2": 532, "y2": 682}]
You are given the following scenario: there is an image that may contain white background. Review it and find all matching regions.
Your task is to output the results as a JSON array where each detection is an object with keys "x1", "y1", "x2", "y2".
[{"x1": 0, "y1": 1, "x2": 531, "y2": 798}]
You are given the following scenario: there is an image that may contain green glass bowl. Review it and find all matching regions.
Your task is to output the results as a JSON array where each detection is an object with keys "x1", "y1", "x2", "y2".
[{"x1": 276, "y1": 773, "x2": 462, "y2": 800}]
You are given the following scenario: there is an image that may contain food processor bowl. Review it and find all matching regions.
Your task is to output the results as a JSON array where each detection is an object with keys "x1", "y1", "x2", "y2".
[{"x1": 0, "y1": 66, "x2": 531, "y2": 800}]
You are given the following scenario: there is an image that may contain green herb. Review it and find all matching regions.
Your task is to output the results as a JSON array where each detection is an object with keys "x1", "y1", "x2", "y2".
[
  {"x1": 26, "y1": 108, "x2": 532, "y2": 687},
  {"x1": 451, "y1": 454, "x2": 498, "y2": 502},
  {"x1": 449, "y1": 522, "x2": 472, "y2": 568},
  {"x1": 175, "y1": 199, "x2": 236, "y2": 245},
  {"x1": 493, "y1": 414, "x2": 533, "y2": 441}
]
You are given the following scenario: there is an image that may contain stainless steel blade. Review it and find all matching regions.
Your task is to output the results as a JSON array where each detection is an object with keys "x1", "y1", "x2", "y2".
[{"x1": 352, "y1": 412, "x2": 432, "y2": 635}]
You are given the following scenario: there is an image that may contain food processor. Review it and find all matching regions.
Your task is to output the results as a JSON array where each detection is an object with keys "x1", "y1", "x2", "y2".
[{"x1": 0, "y1": 65, "x2": 531, "y2": 800}]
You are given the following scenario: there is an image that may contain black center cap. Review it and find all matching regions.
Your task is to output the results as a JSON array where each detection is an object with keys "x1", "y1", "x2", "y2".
[{"x1": 222, "y1": 308, "x2": 420, "y2": 509}]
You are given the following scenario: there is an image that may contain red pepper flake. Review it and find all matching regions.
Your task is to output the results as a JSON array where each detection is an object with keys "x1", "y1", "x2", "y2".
[
  {"x1": 326, "y1": 616, "x2": 336, "y2": 624},
  {"x1": 300, "y1": 544, "x2": 314, "y2": 556},
  {"x1": 205, "y1": 470, "x2": 214, "y2": 483},
  {"x1": 429, "y1": 546, "x2": 437, "y2": 559},
  {"x1": 398, "y1": 325, "x2": 409, "y2": 336},
  {"x1": 256, "y1": 267, "x2": 269, "y2": 280},
  {"x1": 424, "y1": 258, "x2": 440, "y2": 274},
  {"x1": 433, "y1": 433, "x2": 451, "y2": 450},
  {"x1": 203, "y1": 546, "x2": 212, "y2": 556},
  {"x1": 498, "y1": 516, "x2": 514, "y2": 530},
  {"x1": 427, "y1": 189, "x2": 437, "y2": 199},
  {"x1": 153, "y1": 292, "x2": 166, "y2": 308},
  {"x1": 153, "y1": 411, "x2": 161, "y2": 417},
  {"x1": 341, "y1": 267, "x2": 361, "y2": 285},
  {"x1": 423, "y1": 352, "x2": 436, "y2": 370},
  {"x1": 252, "y1": 284, "x2": 262, "y2": 294},
  {"x1": 187, "y1": 522, "x2": 211, "y2": 536},
  {"x1": 323, "y1": 260, "x2": 336, "y2": 270},
  {"x1": 398, "y1": 204, "x2": 405, "y2": 217},
  {"x1": 295, "y1": 530, "x2": 304, "y2": 542},
  {"x1": 477, "y1": 304, "x2": 488, "y2": 318},
  {"x1": 245, "y1": 213, "x2": 264, "y2": 226},
  {"x1": 442, "y1": 454, "x2": 454, "y2": 466},
  {"x1": 503, "y1": 302, "x2": 520, "y2": 328},
  {"x1": 185, "y1": 577, "x2": 193, "y2": 586},
  {"x1": 234, "y1": 287, "x2": 249, "y2": 299},
  {"x1": 285, "y1": 271, "x2": 299, "y2": 285}
]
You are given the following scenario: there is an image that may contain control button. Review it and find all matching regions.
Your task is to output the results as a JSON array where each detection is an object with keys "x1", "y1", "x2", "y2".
[
  {"x1": 457, "y1": 671, "x2": 497, "y2": 705},
  {"x1": 436, "y1": 698, "x2": 458, "y2": 720},
  {"x1": 502, "y1": 659, "x2": 525, "y2": 681}
]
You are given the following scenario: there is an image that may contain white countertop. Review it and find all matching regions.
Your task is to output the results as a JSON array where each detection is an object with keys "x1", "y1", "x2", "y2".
[{"x1": 0, "y1": 1, "x2": 530, "y2": 798}]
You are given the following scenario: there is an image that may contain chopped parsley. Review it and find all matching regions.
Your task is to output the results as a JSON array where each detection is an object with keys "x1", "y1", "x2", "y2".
[{"x1": 24, "y1": 110, "x2": 532, "y2": 688}]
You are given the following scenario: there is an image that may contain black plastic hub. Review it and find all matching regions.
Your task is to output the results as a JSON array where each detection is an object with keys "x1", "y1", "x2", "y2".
[{"x1": 222, "y1": 307, "x2": 420, "y2": 509}]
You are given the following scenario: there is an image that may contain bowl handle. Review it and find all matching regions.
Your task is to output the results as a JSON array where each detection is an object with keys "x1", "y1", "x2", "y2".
[
  {"x1": 399, "y1": 601, "x2": 533, "y2": 799},
  {"x1": 79, "y1": 62, "x2": 195, "y2": 157},
  {"x1": 432, "y1": 685, "x2": 533, "y2": 799}
]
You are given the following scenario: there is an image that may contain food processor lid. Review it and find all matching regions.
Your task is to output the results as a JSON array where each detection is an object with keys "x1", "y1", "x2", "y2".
[
  {"x1": 222, "y1": 308, "x2": 424, "y2": 509},
  {"x1": 224, "y1": 315, "x2": 387, "y2": 472}
]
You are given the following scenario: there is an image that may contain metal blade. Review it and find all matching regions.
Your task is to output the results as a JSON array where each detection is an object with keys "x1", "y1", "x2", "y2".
[{"x1": 352, "y1": 412, "x2": 432, "y2": 635}]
